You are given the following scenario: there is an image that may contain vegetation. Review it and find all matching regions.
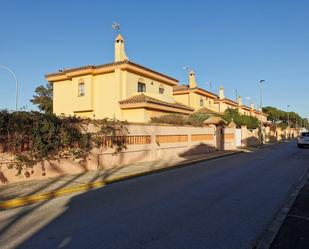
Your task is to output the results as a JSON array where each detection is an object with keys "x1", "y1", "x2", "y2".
[
  {"x1": 0, "y1": 110, "x2": 127, "y2": 183},
  {"x1": 263, "y1": 106, "x2": 309, "y2": 129},
  {"x1": 187, "y1": 113, "x2": 212, "y2": 126},
  {"x1": 151, "y1": 114, "x2": 187, "y2": 126},
  {"x1": 150, "y1": 109, "x2": 260, "y2": 129},
  {"x1": 222, "y1": 108, "x2": 260, "y2": 129},
  {"x1": 30, "y1": 84, "x2": 53, "y2": 114},
  {"x1": 150, "y1": 113, "x2": 211, "y2": 127}
]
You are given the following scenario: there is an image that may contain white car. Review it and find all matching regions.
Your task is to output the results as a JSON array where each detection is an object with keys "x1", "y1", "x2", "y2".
[{"x1": 297, "y1": 132, "x2": 309, "y2": 148}]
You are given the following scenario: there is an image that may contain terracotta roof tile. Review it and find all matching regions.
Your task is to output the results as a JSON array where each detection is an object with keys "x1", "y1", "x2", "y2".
[
  {"x1": 119, "y1": 94, "x2": 194, "y2": 111},
  {"x1": 173, "y1": 85, "x2": 189, "y2": 91},
  {"x1": 45, "y1": 60, "x2": 178, "y2": 82},
  {"x1": 173, "y1": 85, "x2": 218, "y2": 98}
]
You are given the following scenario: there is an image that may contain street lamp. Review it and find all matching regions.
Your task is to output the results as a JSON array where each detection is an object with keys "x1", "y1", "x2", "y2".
[
  {"x1": 0, "y1": 65, "x2": 19, "y2": 111},
  {"x1": 287, "y1": 105, "x2": 290, "y2": 127},
  {"x1": 259, "y1": 80, "x2": 265, "y2": 145}
]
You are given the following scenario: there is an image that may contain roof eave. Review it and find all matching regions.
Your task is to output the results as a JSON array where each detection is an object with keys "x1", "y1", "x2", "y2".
[
  {"x1": 45, "y1": 60, "x2": 178, "y2": 86},
  {"x1": 119, "y1": 102, "x2": 193, "y2": 114}
]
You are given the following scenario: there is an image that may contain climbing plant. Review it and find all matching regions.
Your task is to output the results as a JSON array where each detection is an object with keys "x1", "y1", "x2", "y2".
[{"x1": 0, "y1": 110, "x2": 128, "y2": 183}]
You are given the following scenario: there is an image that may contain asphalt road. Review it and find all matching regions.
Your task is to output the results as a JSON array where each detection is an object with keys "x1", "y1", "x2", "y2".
[{"x1": 0, "y1": 141, "x2": 308, "y2": 249}]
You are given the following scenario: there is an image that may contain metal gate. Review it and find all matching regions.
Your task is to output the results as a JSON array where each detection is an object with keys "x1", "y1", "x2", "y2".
[{"x1": 235, "y1": 128, "x2": 242, "y2": 147}]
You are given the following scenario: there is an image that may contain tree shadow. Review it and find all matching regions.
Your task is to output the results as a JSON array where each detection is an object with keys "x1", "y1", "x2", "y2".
[
  {"x1": 242, "y1": 136, "x2": 260, "y2": 147},
  {"x1": 178, "y1": 143, "x2": 216, "y2": 158},
  {"x1": 0, "y1": 125, "x2": 227, "y2": 248},
  {"x1": 13, "y1": 151, "x2": 229, "y2": 249}
]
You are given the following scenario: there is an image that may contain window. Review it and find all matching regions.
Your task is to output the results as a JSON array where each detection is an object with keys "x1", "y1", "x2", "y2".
[
  {"x1": 78, "y1": 82, "x2": 85, "y2": 96},
  {"x1": 138, "y1": 82, "x2": 146, "y2": 93},
  {"x1": 159, "y1": 84, "x2": 164, "y2": 94},
  {"x1": 200, "y1": 97, "x2": 204, "y2": 106}
]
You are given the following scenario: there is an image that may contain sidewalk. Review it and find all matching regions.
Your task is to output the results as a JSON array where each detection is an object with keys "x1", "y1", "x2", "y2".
[
  {"x1": 0, "y1": 150, "x2": 241, "y2": 209},
  {"x1": 269, "y1": 173, "x2": 309, "y2": 249}
]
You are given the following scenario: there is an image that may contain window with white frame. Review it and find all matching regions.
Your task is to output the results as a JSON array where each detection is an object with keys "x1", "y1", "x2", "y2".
[{"x1": 78, "y1": 82, "x2": 85, "y2": 96}]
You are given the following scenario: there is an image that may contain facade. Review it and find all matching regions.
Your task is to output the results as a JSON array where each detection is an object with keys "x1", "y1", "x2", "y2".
[
  {"x1": 173, "y1": 71, "x2": 268, "y2": 122},
  {"x1": 46, "y1": 34, "x2": 194, "y2": 122},
  {"x1": 47, "y1": 33, "x2": 267, "y2": 123},
  {"x1": 173, "y1": 70, "x2": 218, "y2": 113}
]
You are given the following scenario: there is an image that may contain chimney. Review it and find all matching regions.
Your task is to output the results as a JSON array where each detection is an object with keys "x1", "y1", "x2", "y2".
[
  {"x1": 189, "y1": 70, "x2": 197, "y2": 88},
  {"x1": 238, "y1": 96, "x2": 243, "y2": 106},
  {"x1": 114, "y1": 33, "x2": 128, "y2": 62},
  {"x1": 219, "y1": 87, "x2": 225, "y2": 99}
]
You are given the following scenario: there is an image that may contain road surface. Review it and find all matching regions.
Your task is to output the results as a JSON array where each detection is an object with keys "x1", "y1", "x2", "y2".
[{"x1": 0, "y1": 141, "x2": 308, "y2": 249}]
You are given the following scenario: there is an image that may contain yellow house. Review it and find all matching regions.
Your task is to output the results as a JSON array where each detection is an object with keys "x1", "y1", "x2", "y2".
[
  {"x1": 237, "y1": 96, "x2": 251, "y2": 116},
  {"x1": 173, "y1": 71, "x2": 268, "y2": 122},
  {"x1": 173, "y1": 70, "x2": 219, "y2": 113},
  {"x1": 212, "y1": 86, "x2": 238, "y2": 113},
  {"x1": 215, "y1": 90, "x2": 268, "y2": 121},
  {"x1": 46, "y1": 34, "x2": 194, "y2": 122}
]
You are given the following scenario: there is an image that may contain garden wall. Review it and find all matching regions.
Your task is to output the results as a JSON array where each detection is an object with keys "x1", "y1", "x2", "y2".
[{"x1": 1, "y1": 124, "x2": 237, "y2": 184}]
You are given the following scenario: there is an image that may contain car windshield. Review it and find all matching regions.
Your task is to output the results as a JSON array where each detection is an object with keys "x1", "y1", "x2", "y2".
[{"x1": 301, "y1": 132, "x2": 309, "y2": 137}]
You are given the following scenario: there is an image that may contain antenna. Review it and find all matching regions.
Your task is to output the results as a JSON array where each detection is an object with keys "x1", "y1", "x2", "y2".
[
  {"x1": 112, "y1": 22, "x2": 121, "y2": 33},
  {"x1": 205, "y1": 81, "x2": 213, "y2": 90}
]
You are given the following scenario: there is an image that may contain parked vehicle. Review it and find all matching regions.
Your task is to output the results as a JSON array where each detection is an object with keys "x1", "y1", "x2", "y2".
[{"x1": 297, "y1": 132, "x2": 309, "y2": 148}]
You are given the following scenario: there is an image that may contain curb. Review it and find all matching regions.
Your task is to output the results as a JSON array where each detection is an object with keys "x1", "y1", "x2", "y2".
[
  {"x1": 255, "y1": 168, "x2": 309, "y2": 249},
  {"x1": 0, "y1": 151, "x2": 242, "y2": 210}
]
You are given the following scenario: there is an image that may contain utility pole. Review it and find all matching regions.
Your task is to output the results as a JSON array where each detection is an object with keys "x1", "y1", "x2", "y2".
[
  {"x1": 259, "y1": 80, "x2": 265, "y2": 145},
  {"x1": 287, "y1": 105, "x2": 291, "y2": 138},
  {"x1": 287, "y1": 105, "x2": 290, "y2": 127}
]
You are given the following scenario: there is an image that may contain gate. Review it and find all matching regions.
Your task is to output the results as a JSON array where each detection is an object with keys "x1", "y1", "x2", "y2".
[{"x1": 235, "y1": 128, "x2": 242, "y2": 147}]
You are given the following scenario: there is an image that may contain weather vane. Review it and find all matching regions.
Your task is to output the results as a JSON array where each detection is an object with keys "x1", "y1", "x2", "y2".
[{"x1": 112, "y1": 22, "x2": 120, "y2": 33}]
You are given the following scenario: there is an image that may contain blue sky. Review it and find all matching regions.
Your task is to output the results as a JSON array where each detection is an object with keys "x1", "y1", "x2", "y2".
[{"x1": 0, "y1": 0, "x2": 308, "y2": 118}]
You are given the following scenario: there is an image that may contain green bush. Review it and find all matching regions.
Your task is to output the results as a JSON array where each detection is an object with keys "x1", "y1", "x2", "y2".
[
  {"x1": 187, "y1": 113, "x2": 212, "y2": 127},
  {"x1": 150, "y1": 114, "x2": 187, "y2": 126},
  {"x1": 222, "y1": 108, "x2": 259, "y2": 129},
  {"x1": 150, "y1": 113, "x2": 212, "y2": 127},
  {"x1": 150, "y1": 109, "x2": 259, "y2": 129}
]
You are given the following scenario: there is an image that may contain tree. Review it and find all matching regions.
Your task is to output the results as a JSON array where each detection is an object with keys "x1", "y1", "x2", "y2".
[
  {"x1": 263, "y1": 106, "x2": 308, "y2": 129},
  {"x1": 222, "y1": 108, "x2": 259, "y2": 129},
  {"x1": 30, "y1": 84, "x2": 53, "y2": 114}
]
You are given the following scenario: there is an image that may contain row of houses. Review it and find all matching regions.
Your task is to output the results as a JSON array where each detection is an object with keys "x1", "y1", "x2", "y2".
[{"x1": 46, "y1": 33, "x2": 268, "y2": 123}]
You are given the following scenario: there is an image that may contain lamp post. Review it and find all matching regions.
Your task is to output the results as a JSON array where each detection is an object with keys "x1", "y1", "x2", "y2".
[
  {"x1": 259, "y1": 80, "x2": 265, "y2": 145},
  {"x1": 0, "y1": 65, "x2": 19, "y2": 111},
  {"x1": 287, "y1": 105, "x2": 290, "y2": 127},
  {"x1": 287, "y1": 105, "x2": 291, "y2": 138}
]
